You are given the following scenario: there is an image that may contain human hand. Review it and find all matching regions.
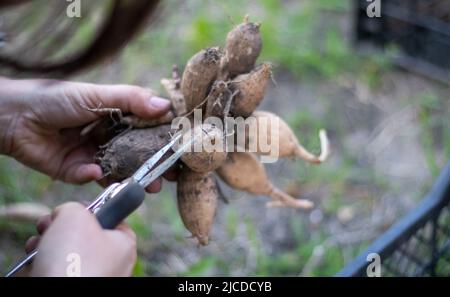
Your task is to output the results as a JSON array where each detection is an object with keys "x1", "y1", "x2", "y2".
[
  {"x1": 24, "y1": 202, "x2": 137, "y2": 277},
  {"x1": 0, "y1": 77, "x2": 172, "y2": 191}
]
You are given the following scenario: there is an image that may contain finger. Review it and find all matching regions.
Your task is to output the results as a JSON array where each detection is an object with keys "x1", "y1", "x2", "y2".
[
  {"x1": 25, "y1": 236, "x2": 40, "y2": 254},
  {"x1": 115, "y1": 222, "x2": 136, "y2": 241},
  {"x1": 57, "y1": 144, "x2": 103, "y2": 184},
  {"x1": 162, "y1": 166, "x2": 180, "y2": 182},
  {"x1": 51, "y1": 202, "x2": 87, "y2": 220},
  {"x1": 36, "y1": 215, "x2": 52, "y2": 235},
  {"x1": 87, "y1": 85, "x2": 171, "y2": 119},
  {"x1": 105, "y1": 227, "x2": 137, "y2": 254},
  {"x1": 104, "y1": 228, "x2": 137, "y2": 275},
  {"x1": 63, "y1": 163, "x2": 103, "y2": 184},
  {"x1": 59, "y1": 149, "x2": 102, "y2": 184},
  {"x1": 80, "y1": 200, "x2": 91, "y2": 207},
  {"x1": 145, "y1": 177, "x2": 162, "y2": 193}
]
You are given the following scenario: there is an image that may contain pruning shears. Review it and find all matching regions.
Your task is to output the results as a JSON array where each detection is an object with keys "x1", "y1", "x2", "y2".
[{"x1": 5, "y1": 133, "x2": 192, "y2": 277}]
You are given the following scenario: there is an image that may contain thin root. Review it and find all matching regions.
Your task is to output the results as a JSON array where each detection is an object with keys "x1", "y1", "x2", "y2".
[
  {"x1": 100, "y1": 171, "x2": 111, "y2": 180},
  {"x1": 183, "y1": 95, "x2": 210, "y2": 117},
  {"x1": 161, "y1": 78, "x2": 186, "y2": 116},
  {"x1": 268, "y1": 186, "x2": 314, "y2": 209},
  {"x1": 120, "y1": 112, "x2": 174, "y2": 128},
  {"x1": 266, "y1": 199, "x2": 314, "y2": 210},
  {"x1": 223, "y1": 90, "x2": 238, "y2": 147},
  {"x1": 80, "y1": 103, "x2": 123, "y2": 123},
  {"x1": 295, "y1": 129, "x2": 330, "y2": 164},
  {"x1": 318, "y1": 129, "x2": 330, "y2": 162},
  {"x1": 172, "y1": 64, "x2": 181, "y2": 89}
]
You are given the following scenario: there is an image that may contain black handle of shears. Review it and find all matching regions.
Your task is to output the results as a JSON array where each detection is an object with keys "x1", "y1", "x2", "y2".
[{"x1": 95, "y1": 182, "x2": 145, "y2": 229}]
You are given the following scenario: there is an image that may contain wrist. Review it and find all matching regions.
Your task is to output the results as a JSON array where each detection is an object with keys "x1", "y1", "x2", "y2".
[
  {"x1": 0, "y1": 112, "x2": 19, "y2": 156},
  {"x1": 0, "y1": 77, "x2": 28, "y2": 156}
]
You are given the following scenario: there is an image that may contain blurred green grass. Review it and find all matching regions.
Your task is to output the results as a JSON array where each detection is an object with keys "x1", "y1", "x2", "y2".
[
  {"x1": 413, "y1": 91, "x2": 450, "y2": 179},
  {"x1": 128, "y1": 0, "x2": 390, "y2": 84}
]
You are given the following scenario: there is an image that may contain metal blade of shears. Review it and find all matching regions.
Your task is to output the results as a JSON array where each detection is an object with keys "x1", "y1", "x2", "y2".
[
  {"x1": 136, "y1": 134, "x2": 194, "y2": 188},
  {"x1": 131, "y1": 133, "x2": 182, "y2": 183}
]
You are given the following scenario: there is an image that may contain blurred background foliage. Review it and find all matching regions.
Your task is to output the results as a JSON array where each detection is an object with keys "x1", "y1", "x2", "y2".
[{"x1": 0, "y1": 0, "x2": 449, "y2": 276}]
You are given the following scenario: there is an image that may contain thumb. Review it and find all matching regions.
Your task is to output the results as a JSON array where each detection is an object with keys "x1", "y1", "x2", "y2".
[{"x1": 83, "y1": 84, "x2": 172, "y2": 119}]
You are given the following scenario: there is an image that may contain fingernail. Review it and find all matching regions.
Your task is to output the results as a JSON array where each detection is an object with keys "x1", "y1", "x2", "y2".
[{"x1": 149, "y1": 96, "x2": 171, "y2": 110}]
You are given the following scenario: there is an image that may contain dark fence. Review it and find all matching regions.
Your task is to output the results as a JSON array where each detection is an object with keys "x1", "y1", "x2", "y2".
[
  {"x1": 355, "y1": 0, "x2": 450, "y2": 83},
  {"x1": 337, "y1": 160, "x2": 450, "y2": 276}
]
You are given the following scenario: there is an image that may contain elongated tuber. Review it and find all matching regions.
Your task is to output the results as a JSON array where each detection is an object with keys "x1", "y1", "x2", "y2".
[
  {"x1": 224, "y1": 19, "x2": 262, "y2": 77},
  {"x1": 244, "y1": 111, "x2": 330, "y2": 163},
  {"x1": 181, "y1": 47, "x2": 222, "y2": 112},
  {"x1": 231, "y1": 63, "x2": 271, "y2": 117},
  {"x1": 216, "y1": 152, "x2": 313, "y2": 209},
  {"x1": 177, "y1": 168, "x2": 218, "y2": 245}
]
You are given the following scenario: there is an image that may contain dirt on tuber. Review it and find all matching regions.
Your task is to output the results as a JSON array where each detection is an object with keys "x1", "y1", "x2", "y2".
[
  {"x1": 180, "y1": 123, "x2": 227, "y2": 173},
  {"x1": 177, "y1": 168, "x2": 218, "y2": 245},
  {"x1": 97, "y1": 124, "x2": 172, "y2": 181},
  {"x1": 181, "y1": 47, "x2": 222, "y2": 112},
  {"x1": 223, "y1": 18, "x2": 262, "y2": 77},
  {"x1": 230, "y1": 63, "x2": 271, "y2": 117}
]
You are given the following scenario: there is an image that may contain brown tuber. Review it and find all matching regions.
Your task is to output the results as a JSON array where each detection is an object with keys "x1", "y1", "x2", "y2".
[
  {"x1": 98, "y1": 125, "x2": 172, "y2": 181},
  {"x1": 244, "y1": 111, "x2": 330, "y2": 163},
  {"x1": 177, "y1": 168, "x2": 218, "y2": 245},
  {"x1": 224, "y1": 18, "x2": 262, "y2": 77},
  {"x1": 180, "y1": 123, "x2": 227, "y2": 173},
  {"x1": 181, "y1": 47, "x2": 222, "y2": 112},
  {"x1": 216, "y1": 152, "x2": 313, "y2": 209},
  {"x1": 231, "y1": 63, "x2": 271, "y2": 117}
]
